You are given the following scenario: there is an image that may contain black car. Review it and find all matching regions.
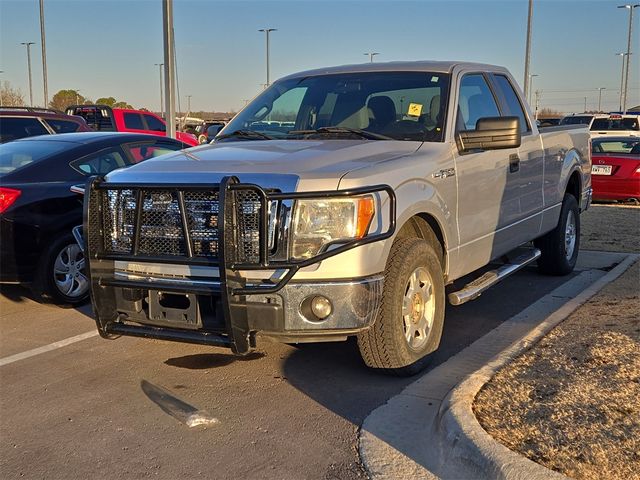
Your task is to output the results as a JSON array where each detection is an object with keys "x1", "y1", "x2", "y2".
[
  {"x1": 196, "y1": 121, "x2": 226, "y2": 144},
  {"x1": 0, "y1": 106, "x2": 91, "y2": 143},
  {"x1": 0, "y1": 132, "x2": 188, "y2": 304}
]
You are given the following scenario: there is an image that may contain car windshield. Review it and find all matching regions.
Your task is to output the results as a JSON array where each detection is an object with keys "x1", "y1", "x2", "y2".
[
  {"x1": 560, "y1": 115, "x2": 593, "y2": 125},
  {"x1": 222, "y1": 71, "x2": 450, "y2": 142},
  {"x1": 590, "y1": 117, "x2": 639, "y2": 131},
  {"x1": 592, "y1": 138, "x2": 640, "y2": 154},
  {"x1": 0, "y1": 140, "x2": 71, "y2": 175}
]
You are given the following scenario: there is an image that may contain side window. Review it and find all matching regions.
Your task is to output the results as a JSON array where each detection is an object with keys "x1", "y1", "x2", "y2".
[
  {"x1": 493, "y1": 75, "x2": 530, "y2": 133},
  {"x1": 70, "y1": 147, "x2": 128, "y2": 175},
  {"x1": 45, "y1": 118, "x2": 83, "y2": 133},
  {"x1": 123, "y1": 113, "x2": 145, "y2": 130},
  {"x1": 0, "y1": 117, "x2": 48, "y2": 142},
  {"x1": 457, "y1": 74, "x2": 500, "y2": 131},
  {"x1": 143, "y1": 114, "x2": 166, "y2": 132},
  {"x1": 124, "y1": 141, "x2": 183, "y2": 163}
]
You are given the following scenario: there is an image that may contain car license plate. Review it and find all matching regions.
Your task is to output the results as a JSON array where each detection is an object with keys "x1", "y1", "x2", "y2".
[{"x1": 591, "y1": 165, "x2": 612, "y2": 175}]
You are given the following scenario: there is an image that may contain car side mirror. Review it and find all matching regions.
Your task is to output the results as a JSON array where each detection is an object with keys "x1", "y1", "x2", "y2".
[{"x1": 457, "y1": 116, "x2": 521, "y2": 152}]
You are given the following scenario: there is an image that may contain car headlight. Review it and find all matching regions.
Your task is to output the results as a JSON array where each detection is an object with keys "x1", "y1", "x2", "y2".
[{"x1": 291, "y1": 195, "x2": 375, "y2": 259}]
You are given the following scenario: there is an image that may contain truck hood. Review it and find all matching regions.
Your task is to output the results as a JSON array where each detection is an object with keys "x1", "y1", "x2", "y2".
[{"x1": 106, "y1": 139, "x2": 420, "y2": 191}]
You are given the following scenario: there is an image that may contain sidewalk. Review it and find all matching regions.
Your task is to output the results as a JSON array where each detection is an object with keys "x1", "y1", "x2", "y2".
[{"x1": 359, "y1": 205, "x2": 640, "y2": 479}]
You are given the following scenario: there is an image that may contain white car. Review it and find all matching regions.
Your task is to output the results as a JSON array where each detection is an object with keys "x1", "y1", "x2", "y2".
[{"x1": 589, "y1": 113, "x2": 640, "y2": 138}]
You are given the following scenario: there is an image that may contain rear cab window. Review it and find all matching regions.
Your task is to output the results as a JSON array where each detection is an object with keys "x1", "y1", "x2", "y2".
[{"x1": 0, "y1": 117, "x2": 49, "y2": 143}]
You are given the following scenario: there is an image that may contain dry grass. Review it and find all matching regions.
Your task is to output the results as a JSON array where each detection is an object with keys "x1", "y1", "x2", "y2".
[{"x1": 474, "y1": 205, "x2": 640, "y2": 480}]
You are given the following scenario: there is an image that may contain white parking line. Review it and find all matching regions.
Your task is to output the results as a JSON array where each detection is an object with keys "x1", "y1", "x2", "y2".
[{"x1": 0, "y1": 330, "x2": 99, "y2": 367}]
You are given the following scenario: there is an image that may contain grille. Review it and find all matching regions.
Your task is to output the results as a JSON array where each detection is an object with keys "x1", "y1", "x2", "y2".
[{"x1": 90, "y1": 187, "x2": 264, "y2": 264}]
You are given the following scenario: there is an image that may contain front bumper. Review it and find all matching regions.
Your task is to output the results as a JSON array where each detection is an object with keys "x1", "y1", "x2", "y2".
[{"x1": 84, "y1": 176, "x2": 395, "y2": 354}]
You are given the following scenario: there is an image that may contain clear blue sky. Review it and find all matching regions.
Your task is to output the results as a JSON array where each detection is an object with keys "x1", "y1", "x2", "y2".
[{"x1": 1, "y1": 0, "x2": 638, "y2": 113}]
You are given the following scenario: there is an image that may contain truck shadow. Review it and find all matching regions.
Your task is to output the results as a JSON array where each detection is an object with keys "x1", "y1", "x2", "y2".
[
  {"x1": 279, "y1": 267, "x2": 574, "y2": 465},
  {"x1": 164, "y1": 351, "x2": 266, "y2": 369}
]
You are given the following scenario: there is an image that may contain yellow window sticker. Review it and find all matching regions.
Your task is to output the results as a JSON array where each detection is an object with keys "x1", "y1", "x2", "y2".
[{"x1": 408, "y1": 103, "x2": 423, "y2": 117}]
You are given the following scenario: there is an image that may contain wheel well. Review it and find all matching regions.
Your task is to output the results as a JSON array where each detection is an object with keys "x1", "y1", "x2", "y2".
[
  {"x1": 566, "y1": 171, "x2": 581, "y2": 203},
  {"x1": 396, "y1": 214, "x2": 446, "y2": 265}
]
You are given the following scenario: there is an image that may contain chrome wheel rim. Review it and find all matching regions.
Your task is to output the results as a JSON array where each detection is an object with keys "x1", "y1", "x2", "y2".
[
  {"x1": 402, "y1": 266, "x2": 436, "y2": 351},
  {"x1": 53, "y1": 244, "x2": 88, "y2": 299},
  {"x1": 564, "y1": 210, "x2": 577, "y2": 261}
]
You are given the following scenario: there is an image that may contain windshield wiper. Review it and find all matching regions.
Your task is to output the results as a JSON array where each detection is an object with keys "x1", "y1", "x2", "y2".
[
  {"x1": 288, "y1": 127, "x2": 392, "y2": 140},
  {"x1": 216, "y1": 129, "x2": 273, "y2": 141}
]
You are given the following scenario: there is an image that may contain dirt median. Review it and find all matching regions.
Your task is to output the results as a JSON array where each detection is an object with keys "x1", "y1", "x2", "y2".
[{"x1": 473, "y1": 204, "x2": 640, "y2": 480}]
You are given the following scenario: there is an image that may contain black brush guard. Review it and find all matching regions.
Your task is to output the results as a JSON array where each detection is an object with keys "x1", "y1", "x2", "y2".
[{"x1": 84, "y1": 176, "x2": 396, "y2": 354}]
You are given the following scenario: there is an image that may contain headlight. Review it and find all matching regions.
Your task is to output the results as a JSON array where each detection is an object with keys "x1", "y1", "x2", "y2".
[{"x1": 291, "y1": 195, "x2": 375, "y2": 259}]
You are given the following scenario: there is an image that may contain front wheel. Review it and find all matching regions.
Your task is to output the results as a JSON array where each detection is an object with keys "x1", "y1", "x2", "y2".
[
  {"x1": 357, "y1": 237, "x2": 445, "y2": 376},
  {"x1": 534, "y1": 193, "x2": 580, "y2": 275},
  {"x1": 32, "y1": 233, "x2": 90, "y2": 305}
]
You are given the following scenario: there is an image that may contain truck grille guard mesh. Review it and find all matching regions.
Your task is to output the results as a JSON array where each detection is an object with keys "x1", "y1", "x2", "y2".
[{"x1": 84, "y1": 175, "x2": 396, "y2": 353}]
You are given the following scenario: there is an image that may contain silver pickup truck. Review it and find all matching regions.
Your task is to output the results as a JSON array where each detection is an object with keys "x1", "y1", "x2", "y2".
[{"x1": 82, "y1": 61, "x2": 591, "y2": 375}]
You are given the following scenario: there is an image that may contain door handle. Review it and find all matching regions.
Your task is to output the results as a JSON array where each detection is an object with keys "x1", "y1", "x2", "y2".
[{"x1": 509, "y1": 154, "x2": 520, "y2": 173}]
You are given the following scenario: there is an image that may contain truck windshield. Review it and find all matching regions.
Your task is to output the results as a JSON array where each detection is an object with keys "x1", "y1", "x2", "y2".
[
  {"x1": 222, "y1": 72, "x2": 450, "y2": 142},
  {"x1": 590, "y1": 117, "x2": 639, "y2": 132}
]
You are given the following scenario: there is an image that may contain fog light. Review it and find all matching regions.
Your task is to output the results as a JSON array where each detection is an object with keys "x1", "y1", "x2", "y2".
[{"x1": 311, "y1": 296, "x2": 333, "y2": 319}]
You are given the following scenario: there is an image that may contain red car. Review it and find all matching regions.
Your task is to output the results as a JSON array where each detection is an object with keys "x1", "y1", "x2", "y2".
[
  {"x1": 66, "y1": 105, "x2": 198, "y2": 146},
  {"x1": 591, "y1": 136, "x2": 640, "y2": 202}
]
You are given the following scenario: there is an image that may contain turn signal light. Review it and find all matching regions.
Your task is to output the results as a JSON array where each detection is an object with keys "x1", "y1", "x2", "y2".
[
  {"x1": 355, "y1": 196, "x2": 375, "y2": 238},
  {"x1": 0, "y1": 188, "x2": 21, "y2": 214}
]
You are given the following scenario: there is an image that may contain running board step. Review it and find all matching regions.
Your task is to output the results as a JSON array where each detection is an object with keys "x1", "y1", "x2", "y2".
[{"x1": 448, "y1": 248, "x2": 541, "y2": 306}]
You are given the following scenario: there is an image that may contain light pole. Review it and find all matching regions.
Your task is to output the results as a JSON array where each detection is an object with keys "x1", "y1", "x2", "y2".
[
  {"x1": 364, "y1": 52, "x2": 380, "y2": 62},
  {"x1": 615, "y1": 53, "x2": 628, "y2": 112},
  {"x1": 186, "y1": 94, "x2": 192, "y2": 114},
  {"x1": 523, "y1": 0, "x2": 534, "y2": 100},
  {"x1": 162, "y1": 0, "x2": 176, "y2": 138},
  {"x1": 259, "y1": 28, "x2": 277, "y2": 87},
  {"x1": 39, "y1": 0, "x2": 48, "y2": 108},
  {"x1": 20, "y1": 42, "x2": 35, "y2": 107},
  {"x1": 154, "y1": 63, "x2": 164, "y2": 118},
  {"x1": 618, "y1": 4, "x2": 639, "y2": 113},
  {"x1": 527, "y1": 74, "x2": 538, "y2": 106},
  {"x1": 0, "y1": 70, "x2": 4, "y2": 107},
  {"x1": 584, "y1": 96, "x2": 588, "y2": 113},
  {"x1": 597, "y1": 87, "x2": 606, "y2": 112}
]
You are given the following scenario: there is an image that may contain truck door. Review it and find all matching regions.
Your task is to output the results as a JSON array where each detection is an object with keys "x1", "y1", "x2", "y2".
[
  {"x1": 453, "y1": 73, "x2": 521, "y2": 269},
  {"x1": 489, "y1": 73, "x2": 544, "y2": 228}
]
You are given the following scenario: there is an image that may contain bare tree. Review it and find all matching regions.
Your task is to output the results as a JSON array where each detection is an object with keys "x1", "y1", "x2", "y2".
[{"x1": 0, "y1": 81, "x2": 26, "y2": 106}]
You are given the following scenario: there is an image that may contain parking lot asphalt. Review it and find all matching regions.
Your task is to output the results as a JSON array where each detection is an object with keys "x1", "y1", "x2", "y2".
[{"x1": 0, "y1": 255, "x2": 613, "y2": 480}]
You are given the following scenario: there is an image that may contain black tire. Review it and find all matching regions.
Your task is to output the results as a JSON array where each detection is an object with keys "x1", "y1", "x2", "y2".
[
  {"x1": 534, "y1": 193, "x2": 580, "y2": 276},
  {"x1": 357, "y1": 237, "x2": 445, "y2": 376},
  {"x1": 32, "y1": 233, "x2": 89, "y2": 306}
]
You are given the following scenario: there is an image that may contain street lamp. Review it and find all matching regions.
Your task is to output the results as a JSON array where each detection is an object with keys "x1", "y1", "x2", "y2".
[
  {"x1": 154, "y1": 63, "x2": 164, "y2": 118},
  {"x1": 523, "y1": 0, "x2": 534, "y2": 100},
  {"x1": 527, "y1": 74, "x2": 538, "y2": 106},
  {"x1": 0, "y1": 70, "x2": 4, "y2": 107},
  {"x1": 259, "y1": 28, "x2": 277, "y2": 87},
  {"x1": 615, "y1": 52, "x2": 628, "y2": 112},
  {"x1": 597, "y1": 87, "x2": 606, "y2": 112},
  {"x1": 39, "y1": 0, "x2": 48, "y2": 108},
  {"x1": 186, "y1": 94, "x2": 192, "y2": 114},
  {"x1": 618, "y1": 4, "x2": 640, "y2": 113},
  {"x1": 20, "y1": 42, "x2": 35, "y2": 107},
  {"x1": 364, "y1": 52, "x2": 380, "y2": 63}
]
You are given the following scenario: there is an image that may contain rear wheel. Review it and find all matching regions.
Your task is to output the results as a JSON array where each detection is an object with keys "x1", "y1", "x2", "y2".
[
  {"x1": 357, "y1": 237, "x2": 445, "y2": 376},
  {"x1": 32, "y1": 233, "x2": 89, "y2": 305},
  {"x1": 535, "y1": 193, "x2": 580, "y2": 275}
]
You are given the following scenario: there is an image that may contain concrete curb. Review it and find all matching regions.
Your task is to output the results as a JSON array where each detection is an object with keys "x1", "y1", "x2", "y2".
[
  {"x1": 359, "y1": 251, "x2": 639, "y2": 479},
  {"x1": 437, "y1": 253, "x2": 639, "y2": 480}
]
